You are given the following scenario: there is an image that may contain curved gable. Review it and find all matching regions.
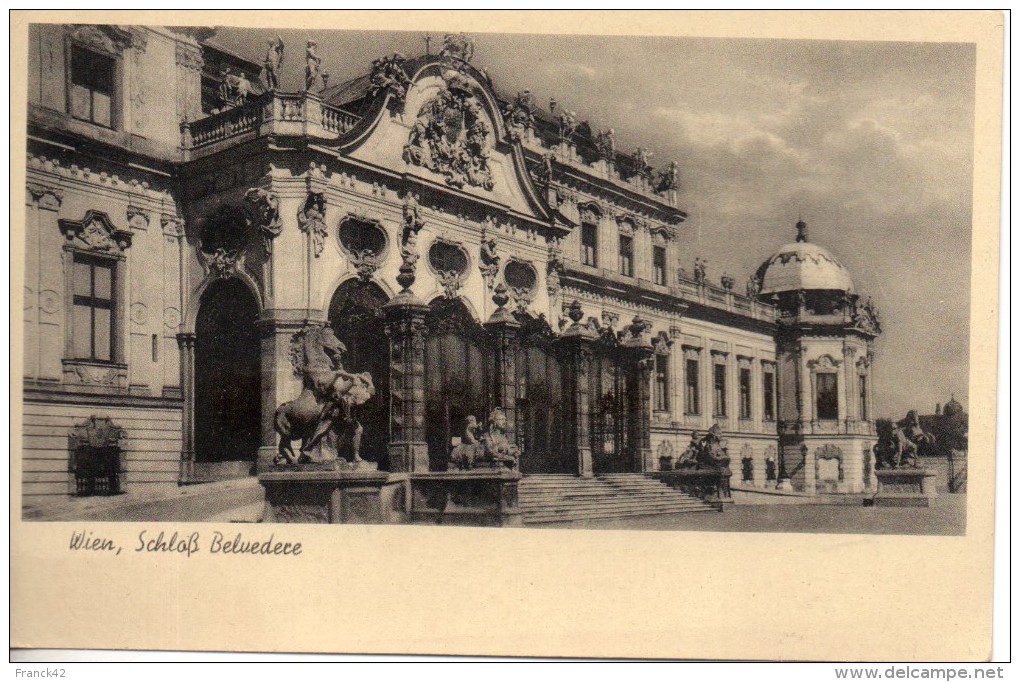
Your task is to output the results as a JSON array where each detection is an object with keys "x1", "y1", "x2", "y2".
[{"x1": 340, "y1": 58, "x2": 552, "y2": 225}]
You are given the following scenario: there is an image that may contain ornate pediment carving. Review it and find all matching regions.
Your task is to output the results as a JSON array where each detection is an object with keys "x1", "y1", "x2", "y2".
[
  {"x1": 59, "y1": 211, "x2": 132, "y2": 254},
  {"x1": 403, "y1": 71, "x2": 494, "y2": 191},
  {"x1": 67, "y1": 24, "x2": 132, "y2": 56}
]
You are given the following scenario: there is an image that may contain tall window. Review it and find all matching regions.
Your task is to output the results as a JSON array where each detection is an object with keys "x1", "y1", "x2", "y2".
[
  {"x1": 653, "y1": 245, "x2": 667, "y2": 285},
  {"x1": 581, "y1": 222, "x2": 598, "y2": 267},
  {"x1": 859, "y1": 375, "x2": 868, "y2": 420},
  {"x1": 618, "y1": 235, "x2": 634, "y2": 276},
  {"x1": 654, "y1": 353, "x2": 670, "y2": 412},
  {"x1": 685, "y1": 358, "x2": 700, "y2": 414},
  {"x1": 816, "y1": 373, "x2": 839, "y2": 420},
  {"x1": 72, "y1": 255, "x2": 115, "y2": 361},
  {"x1": 713, "y1": 362, "x2": 727, "y2": 417},
  {"x1": 70, "y1": 46, "x2": 115, "y2": 128},
  {"x1": 739, "y1": 367, "x2": 752, "y2": 419},
  {"x1": 763, "y1": 369, "x2": 776, "y2": 421}
]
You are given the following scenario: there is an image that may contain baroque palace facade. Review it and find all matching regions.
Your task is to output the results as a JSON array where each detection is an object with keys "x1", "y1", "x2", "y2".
[{"x1": 22, "y1": 25, "x2": 883, "y2": 508}]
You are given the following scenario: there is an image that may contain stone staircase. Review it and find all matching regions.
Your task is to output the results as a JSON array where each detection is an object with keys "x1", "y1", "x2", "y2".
[{"x1": 519, "y1": 473, "x2": 719, "y2": 524}]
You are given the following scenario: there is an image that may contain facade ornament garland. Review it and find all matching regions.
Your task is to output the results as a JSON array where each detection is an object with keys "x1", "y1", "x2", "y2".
[
  {"x1": 68, "y1": 24, "x2": 132, "y2": 56},
  {"x1": 478, "y1": 216, "x2": 501, "y2": 290},
  {"x1": 546, "y1": 245, "x2": 564, "y2": 299},
  {"x1": 27, "y1": 183, "x2": 63, "y2": 210},
  {"x1": 243, "y1": 187, "x2": 282, "y2": 255},
  {"x1": 297, "y1": 192, "x2": 328, "y2": 257},
  {"x1": 404, "y1": 70, "x2": 494, "y2": 190}
]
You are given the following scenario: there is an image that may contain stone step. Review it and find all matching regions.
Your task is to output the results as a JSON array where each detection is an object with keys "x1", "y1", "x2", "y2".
[
  {"x1": 519, "y1": 474, "x2": 717, "y2": 523},
  {"x1": 525, "y1": 506, "x2": 717, "y2": 525}
]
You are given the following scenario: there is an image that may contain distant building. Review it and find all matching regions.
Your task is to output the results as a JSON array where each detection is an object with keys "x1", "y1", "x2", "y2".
[{"x1": 22, "y1": 25, "x2": 886, "y2": 507}]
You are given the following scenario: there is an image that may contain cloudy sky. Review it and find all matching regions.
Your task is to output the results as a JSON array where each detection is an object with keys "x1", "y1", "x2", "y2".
[{"x1": 214, "y1": 28, "x2": 976, "y2": 419}]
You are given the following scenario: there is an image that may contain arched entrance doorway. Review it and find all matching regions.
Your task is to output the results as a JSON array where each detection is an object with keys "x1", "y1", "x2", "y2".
[
  {"x1": 424, "y1": 298, "x2": 493, "y2": 472},
  {"x1": 194, "y1": 278, "x2": 261, "y2": 475},
  {"x1": 327, "y1": 280, "x2": 390, "y2": 468},
  {"x1": 515, "y1": 317, "x2": 568, "y2": 473}
]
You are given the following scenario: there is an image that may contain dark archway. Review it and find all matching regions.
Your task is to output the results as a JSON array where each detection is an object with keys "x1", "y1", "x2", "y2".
[
  {"x1": 424, "y1": 298, "x2": 493, "y2": 472},
  {"x1": 328, "y1": 280, "x2": 390, "y2": 468},
  {"x1": 194, "y1": 278, "x2": 261, "y2": 469},
  {"x1": 515, "y1": 317, "x2": 568, "y2": 473}
]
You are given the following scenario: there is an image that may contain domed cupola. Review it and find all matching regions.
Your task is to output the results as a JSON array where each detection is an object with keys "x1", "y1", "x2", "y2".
[{"x1": 754, "y1": 220, "x2": 855, "y2": 297}]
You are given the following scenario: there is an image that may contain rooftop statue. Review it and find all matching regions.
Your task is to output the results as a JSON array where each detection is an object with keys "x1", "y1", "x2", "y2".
[
  {"x1": 263, "y1": 35, "x2": 284, "y2": 90},
  {"x1": 368, "y1": 53, "x2": 413, "y2": 108},
  {"x1": 305, "y1": 40, "x2": 322, "y2": 92}
]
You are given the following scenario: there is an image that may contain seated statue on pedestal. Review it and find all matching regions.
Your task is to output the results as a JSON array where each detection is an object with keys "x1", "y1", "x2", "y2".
[
  {"x1": 874, "y1": 409, "x2": 933, "y2": 469},
  {"x1": 274, "y1": 326, "x2": 375, "y2": 468},
  {"x1": 449, "y1": 410, "x2": 520, "y2": 471},
  {"x1": 676, "y1": 424, "x2": 731, "y2": 472}
]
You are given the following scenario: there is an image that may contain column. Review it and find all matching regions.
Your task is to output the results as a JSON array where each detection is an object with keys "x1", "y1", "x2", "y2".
[
  {"x1": 485, "y1": 293, "x2": 521, "y2": 447},
  {"x1": 843, "y1": 345, "x2": 857, "y2": 430},
  {"x1": 384, "y1": 297, "x2": 428, "y2": 473},
  {"x1": 624, "y1": 318, "x2": 655, "y2": 472},
  {"x1": 176, "y1": 332, "x2": 196, "y2": 482},
  {"x1": 557, "y1": 302, "x2": 597, "y2": 478},
  {"x1": 629, "y1": 349, "x2": 655, "y2": 472}
]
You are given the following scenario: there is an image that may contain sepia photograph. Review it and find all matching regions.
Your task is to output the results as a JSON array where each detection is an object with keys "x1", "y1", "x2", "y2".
[{"x1": 10, "y1": 10, "x2": 1003, "y2": 661}]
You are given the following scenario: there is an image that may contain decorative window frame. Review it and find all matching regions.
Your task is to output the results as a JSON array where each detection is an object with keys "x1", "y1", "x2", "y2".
[
  {"x1": 503, "y1": 257, "x2": 538, "y2": 312},
  {"x1": 426, "y1": 237, "x2": 471, "y2": 300},
  {"x1": 58, "y1": 210, "x2": 133, "y2": 389},
  {"x1": 711, "y1": 349, "x2": 729, "y2": 417},
  {"x1": 64, "y1": 25, "x2": 131, "y2": 130},
  {"x1": 337, "y1": 213, "x2": 389, "y2": 282},
  {"x1": 807, "y1": 353, "x2": 842, "y2": 422},
  {"x1": 682, "y1": 345, "x2": 702, "y2": 416},
  {"x1": 815, "y1": 443, "x2": 845, "y2": 483},
  {"x1": 760, "y1": 359, "x2": 778, "y2": 422}
]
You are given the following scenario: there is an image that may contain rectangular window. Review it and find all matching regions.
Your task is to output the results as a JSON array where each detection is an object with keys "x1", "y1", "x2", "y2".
[
  {"x1": 713, "y1": 363, "x2": 727, "y2": 417},
  {"x1": 739, "y1": 368, "x2": 752, "y2": 419},
  {"x1": 653, "y1": 245, "x2": 667, "y2": 285},
  {"x1": 581, "y1": 222, "x2": 598, "y2": 267},
  {"x1": 654, "y1": 353, "x2": 670, "y2": 412},
  {"x1": 859, "y1": 375, "x2": 868, "y2": 420},
  {"x1": 618, "y1": 235, "x2": 634, "y2": 276},
  {"x1": 816, "y1": 372, "x2": 839, "y2": 420},
  {"x1": 70, "y1": 46, "x2": 115, "y2": 128},
  {"x1": 685, "y1": 358, "x2": 700, "y2": 414},
  {"x1": 72, "y1": 255, "x2": 115, "y2": 361},
  {"x1": 763, "y1": 370, "x2": 776, "y2": 421}
]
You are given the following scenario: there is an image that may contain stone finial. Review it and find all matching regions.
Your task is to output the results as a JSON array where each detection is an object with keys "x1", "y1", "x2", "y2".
[{"x1": 796, "y1": 218, "x2": 808, "y2": 243}]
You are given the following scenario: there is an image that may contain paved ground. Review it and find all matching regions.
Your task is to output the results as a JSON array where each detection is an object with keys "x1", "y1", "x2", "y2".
[{"x1": 23, "y1": 475, "x2": 966, "y2": 535}]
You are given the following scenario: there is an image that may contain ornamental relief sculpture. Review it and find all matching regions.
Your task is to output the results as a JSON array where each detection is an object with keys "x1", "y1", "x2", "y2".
[{"x1": 403, "y1": 71, "x2": 495, "y2": 191}]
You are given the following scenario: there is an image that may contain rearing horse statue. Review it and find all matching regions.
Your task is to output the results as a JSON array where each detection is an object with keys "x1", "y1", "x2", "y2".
[{"x1": 273, "y1": 326, "x2": 375, "y2": 466}]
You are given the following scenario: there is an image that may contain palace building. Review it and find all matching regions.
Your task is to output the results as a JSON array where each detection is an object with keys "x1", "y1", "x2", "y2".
[{"x1": 22, "y1": 25, "x2": 884, "y2": 515}]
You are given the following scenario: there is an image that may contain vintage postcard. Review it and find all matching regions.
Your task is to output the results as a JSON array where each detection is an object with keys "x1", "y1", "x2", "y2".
[{"x1": 10, "y1": 10, "x2": 1004, "y2": 660}]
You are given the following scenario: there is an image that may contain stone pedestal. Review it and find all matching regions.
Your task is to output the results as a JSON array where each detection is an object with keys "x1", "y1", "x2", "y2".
[
  {"x1": 871, "y1": 468, "x2": 937, "y2": 507},
  {"x1": 260, "y1": 469, "x2": 392, "y2": 523},
  {"x1": 408, "y1": 470, "x2": 522, "y2": 526}
]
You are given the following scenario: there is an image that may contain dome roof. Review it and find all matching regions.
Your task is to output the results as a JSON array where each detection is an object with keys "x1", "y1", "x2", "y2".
[
  {"x1": 755, "y1": 221, "x2": 855, "y2": 295},
  {"x1": 943, "y1": 395, "x2": 964, "y2": 418}
]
